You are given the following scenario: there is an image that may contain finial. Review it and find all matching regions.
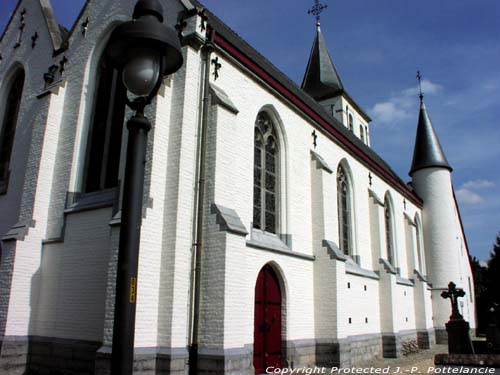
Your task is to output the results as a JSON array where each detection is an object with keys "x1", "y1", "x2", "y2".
[
  {"x1": 416, "y1": 70, "x2": 424, "y2": 103},
  {"x1": 308, "y1": 0, "x2": 328, "y2": 25}
]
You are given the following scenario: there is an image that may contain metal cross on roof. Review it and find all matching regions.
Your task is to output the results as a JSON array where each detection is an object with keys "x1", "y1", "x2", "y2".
[
  {"x1": 308, "y1": 0, "x2": 328, "y2": 23},
  {"x1": 416, "y1": 70, "x2": 424, "y2": 102}
]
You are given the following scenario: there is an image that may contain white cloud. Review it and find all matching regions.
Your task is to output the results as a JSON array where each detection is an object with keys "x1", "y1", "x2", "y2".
[
  {"x1": 371, "y1": 101, "x2": 409, "y2": 124},
  {"x1": 462, "y1": 179, "x2": 495, "y2": 190},
  {"x1": 402, "y1": 80, "x2": 443, "y2": 96},
  {"x1": 370, "y1": 79, "x2": 443, "y2": 126},
  {"x1": 455, "y1": 179, "x2": 495, "y2": 205},
  {"x1": 456, "y1": 188, "x2": 484, "y2": 205}
]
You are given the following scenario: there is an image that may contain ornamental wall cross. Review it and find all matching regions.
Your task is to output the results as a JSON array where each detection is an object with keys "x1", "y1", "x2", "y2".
[{"x1": 441, "y1": 281, "x2": 466, "y2": 320}]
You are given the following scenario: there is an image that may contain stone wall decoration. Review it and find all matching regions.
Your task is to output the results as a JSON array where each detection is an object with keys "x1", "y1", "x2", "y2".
[
  {"x1": 31, "y1": 32, "x2": 38, "y2": 48},
  {"x1": 81, "y1": 17, "x2": 89, "y2": 36},
  {"x1": 43, "y1": 64, "x2": 59, "y2": 86},
  {"x1": 211, "y1": 56, "x2": 221, "y2": 81},
  {"x1": 13, "y1": 9, "x2": 26, "y2": 49},
  {"x1": 59, "y1": 56, "x2": 68, "y2": 75}
]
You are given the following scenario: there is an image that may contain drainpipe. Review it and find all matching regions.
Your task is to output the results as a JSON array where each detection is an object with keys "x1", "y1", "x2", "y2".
[{"x1": 188, "y1": 25, "x2": 215, "y2": 375}]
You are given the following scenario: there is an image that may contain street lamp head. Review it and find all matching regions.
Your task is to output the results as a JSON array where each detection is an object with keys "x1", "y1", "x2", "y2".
[{"x1": 107, "y1": 0, "x2": 183, "y2": 100}]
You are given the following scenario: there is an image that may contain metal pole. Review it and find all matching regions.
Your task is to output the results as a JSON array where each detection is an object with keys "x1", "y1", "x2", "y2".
[{"x1": 111, "y1": 111, "x2": 151, "y2": 375}]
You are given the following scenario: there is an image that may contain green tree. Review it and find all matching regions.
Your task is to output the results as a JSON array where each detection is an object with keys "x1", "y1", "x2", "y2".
[{"x1": 486, "y1": 233, "x2": 500, "y2": 305}]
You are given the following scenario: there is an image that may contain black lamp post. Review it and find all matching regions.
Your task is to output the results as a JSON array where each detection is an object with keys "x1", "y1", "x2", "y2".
[{"x1": 106, "y1": 1, "x2": 183, "y2": 374}]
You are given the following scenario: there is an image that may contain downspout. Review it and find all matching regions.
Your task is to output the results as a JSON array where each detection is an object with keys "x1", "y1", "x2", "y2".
[{"x1": 188, "y1": 25, "x2": 215, "y2": 375}]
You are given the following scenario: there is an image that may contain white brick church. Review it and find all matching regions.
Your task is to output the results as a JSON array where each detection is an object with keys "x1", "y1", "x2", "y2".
[{"x1": 0, "y1": 0, "x2": 475, "y2": 374}]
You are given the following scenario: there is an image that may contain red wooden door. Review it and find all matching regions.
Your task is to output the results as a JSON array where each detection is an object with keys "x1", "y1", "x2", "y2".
[{"x1": 254, "y1": 265, "x2": 282, "y2": 374}]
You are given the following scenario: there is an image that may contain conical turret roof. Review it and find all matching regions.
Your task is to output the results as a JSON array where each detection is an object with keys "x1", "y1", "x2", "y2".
[
  {"x1": 301, "y1": 24, "x2": 344, "y2": 100},
  {"x1": 409, "y1": 100, "x2": 452, "y2": 175}
]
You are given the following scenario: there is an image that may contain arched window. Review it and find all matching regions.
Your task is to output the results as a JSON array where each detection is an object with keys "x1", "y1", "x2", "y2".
[
  {"x1": 253, "y1": 112, "x2": 279, "y2": 234},
  {"x1": 83, "y1": 48, "x2": 127, "y2": 193},
  {"x1": 384, "y1": 197, "x2": 395, "y2": 265},
  {"x1": 415, "y1": 215, "x2": 424, "y2": 272},
  {"x1": 359, "y1": 125, "x2": 365, "y2": 143},
  {"x1": 0, "y1": 69, "x2": 25, "y2": 193},
  {"x1": 348, "y1": 114, "x2": 354, "y2": 132},
  {"x1": 337, "y1": 164, "x2": 353, "y2": 255}
]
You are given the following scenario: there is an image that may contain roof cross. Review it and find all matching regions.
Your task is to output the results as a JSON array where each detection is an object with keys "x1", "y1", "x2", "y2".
[
  {"x1": 308, "y1": 0, "x2": 328, "y2": 24},
  {"x1": 416, "y1": 70, "x2": 424, "y2": 102}
]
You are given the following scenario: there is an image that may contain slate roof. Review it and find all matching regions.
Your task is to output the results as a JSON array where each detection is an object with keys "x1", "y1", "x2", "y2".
[
  {"x1": 301, "y1": 24, "x2": 344, "y2": 100},
  {"x1": 191, "y1": 0, "x2": 420, "y2": 204},
  {"x1": 409, "y1": 100, "x2": 452, "y2": 175}
]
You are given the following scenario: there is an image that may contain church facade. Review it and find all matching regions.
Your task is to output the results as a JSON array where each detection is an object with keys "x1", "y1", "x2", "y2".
[{"x1": 0, "y1": 0, "x2": 475, "y2": 374}]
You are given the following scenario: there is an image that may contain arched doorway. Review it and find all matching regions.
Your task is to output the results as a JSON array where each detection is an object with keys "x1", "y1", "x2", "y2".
[{"x1": 254, "y1": 265, "x2": 282, "y2": 374}]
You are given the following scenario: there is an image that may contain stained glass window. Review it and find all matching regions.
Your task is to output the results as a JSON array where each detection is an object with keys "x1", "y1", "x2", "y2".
[
  {"x1": 83, "y1": 51, "x2": 127, "y2": 193},
  {"x1": 415, "y1": 217, "x2": 424, "y2": 272},
  {"x1": 385, "y1": 199, "x2": 394, "y2": 265},
  {"x1": 337, "y1": 165, "x2": 352, "y2": 255},
  {"x1": 253, "y1": 113, "x2": 279, "y2": 233},
  {"x1": 0, "y1": 70, "x2": 24, "y2": 192}
]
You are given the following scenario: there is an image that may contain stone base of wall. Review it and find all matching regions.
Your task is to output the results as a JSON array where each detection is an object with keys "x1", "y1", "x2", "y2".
[
  {"x1": 417, "y1": 329, "x2": 436, "y2": 349},
  {"x1": 197, "y1": 345, "x2": 253, "y2": 375},
  {"x1": 0, "y1": 337, "x2": 191, "y2": 375},
  {"x1": 0, "y1": 336, "x2": 29, "y2": 375},
  {"x1": 382, "y1": 329, "x2": 436, "y2": 358},
  {"x1": 383, "y1": 331, "x2": 419, "y2": 358},
  {"x1": 0, "y1": 336, "x2": 100, "y2": 375},
  {"x1": 314, "y1": 334, "x2": 382, "y2": 368},
  {"x1": 95, "y1": 345, "x2": 189, "y2": 375},
  {"x1": 286, "y1": 339, "x2": 316, "y2": 369}
]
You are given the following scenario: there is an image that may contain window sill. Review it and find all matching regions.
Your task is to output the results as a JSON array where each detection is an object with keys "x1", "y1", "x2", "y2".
[
  {"x1": 64, "y1": 188, "x2": 118, "y2": 215},
  {"x1": 345, "y1": 258, "x2": 380, "y2": 280},
  {"x1": 247, "y1": 229, "x2": 314, "y2": 261},
  {"x1": 396, "y1": 275, "x2": 415, "y2": 287}
]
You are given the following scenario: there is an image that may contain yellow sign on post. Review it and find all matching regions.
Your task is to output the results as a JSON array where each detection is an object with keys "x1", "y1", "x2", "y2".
[{"x1": 129, "y1": 277, "x2": 137, "y2": 304}]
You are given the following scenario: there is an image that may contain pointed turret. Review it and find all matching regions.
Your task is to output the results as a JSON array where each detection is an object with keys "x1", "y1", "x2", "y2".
[
  {"x1": 301, "y1": 23, "x2": 344, "y2": 100},
  {"x1": 409, "y1": 98, "x2": 452, "y2": 175},
  {"x1": 409, "y1": 73, "x2": 475, "y2": 337}
]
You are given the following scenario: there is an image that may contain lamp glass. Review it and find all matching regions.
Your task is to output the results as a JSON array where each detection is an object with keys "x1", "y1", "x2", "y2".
[{"x1": 122, "y1": 47, "x2": 161, "y2": 97}]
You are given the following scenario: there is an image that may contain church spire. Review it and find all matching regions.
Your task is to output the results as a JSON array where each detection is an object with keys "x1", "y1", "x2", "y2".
[
  {"x1": 301, "y1": 1, "x2": 344, "y2": 100},
  {"x1": 409, "y1": 72, "x2": 452, "y2": 175}
]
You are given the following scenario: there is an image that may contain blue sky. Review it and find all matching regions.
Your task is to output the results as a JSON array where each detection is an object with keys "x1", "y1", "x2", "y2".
[{"x1": 1, "y1": 0, "x2": 499, "y2": 261}]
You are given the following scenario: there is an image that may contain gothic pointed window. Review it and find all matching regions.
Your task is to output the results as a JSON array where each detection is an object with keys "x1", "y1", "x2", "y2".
[
  {"x1": 348, "y1": 114, "x2": 354, "y2": 132},
  {"x1": 385, "y1": 198, "x2": 395, "y2": 265},
  {"x1": 415, "y1": 215, "x2": 424, "y2": 272},
  {"x1": 360, "y1": 125, "x2": 365, "y2": 143},
  {"x1": 253, "y1": 112, "x2": 279, "y2": 234},
  {"x1": 337, "y1": 164, "x2": 352, "y2": 255},
  {"x1": 83, "y1": 50, "x2": 127, "y2": 193},
  {"x1": 0, "y1": 69, "x2": 25, "y2": 193}
]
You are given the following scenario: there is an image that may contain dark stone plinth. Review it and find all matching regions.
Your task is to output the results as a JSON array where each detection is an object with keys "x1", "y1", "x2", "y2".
[
  {"x1": 446, "y1": 319, "x2": 474, "y2": 354},
  {"x1": 314, "y1": 334, "x2": 383, "y2": 367},
  {"x1": 95, "y1": 345, "x2": 189, "y2": 375},
  {"x1": 197, "y1": 346, "x2": 253, "y2": 375}
]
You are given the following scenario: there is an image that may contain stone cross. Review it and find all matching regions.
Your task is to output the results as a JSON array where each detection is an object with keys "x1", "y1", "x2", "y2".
[
  {"x1": 441, "y1": 281, "x2": 466, "y2": 320},
  {"x1": 308, "y1": 0, "x2": 328, "y2": 23}
]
